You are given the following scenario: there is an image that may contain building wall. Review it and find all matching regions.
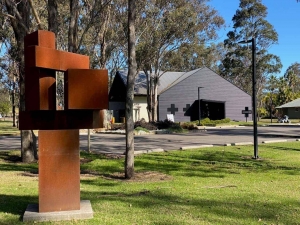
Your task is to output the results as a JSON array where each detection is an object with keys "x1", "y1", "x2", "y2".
[
  {"x1": 133, "y1": 96, "x2": 148, "y2": 122},
  {"x1": 158, "y1": 67, "x2": 251, "y2": 122},
  {"x1": 109, "y1": 101, "x2": 125, "y2": 123},
  {"x1": 109, "y1": 96, "x2": 148, "y2": 122},
  {"x1": 287, "y1": 108, "x2": 300, "y2": 119}
]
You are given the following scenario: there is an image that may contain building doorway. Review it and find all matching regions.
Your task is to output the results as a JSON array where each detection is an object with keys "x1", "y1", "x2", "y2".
[{"x1": 187, "y1": 99, "x2": 225, "y2": 121}]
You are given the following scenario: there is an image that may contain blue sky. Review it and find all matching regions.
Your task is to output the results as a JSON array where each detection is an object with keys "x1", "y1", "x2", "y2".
[{"x1": 208, "y1": 0, "x2": 300, "y2": 77}]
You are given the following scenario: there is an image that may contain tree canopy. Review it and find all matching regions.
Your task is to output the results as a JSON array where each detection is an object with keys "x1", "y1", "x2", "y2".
[{"x1": 219, "y1": 0, "x2": 282, "y2": 96}]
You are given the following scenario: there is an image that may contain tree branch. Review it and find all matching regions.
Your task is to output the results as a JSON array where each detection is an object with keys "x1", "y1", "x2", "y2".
[
  {"x1": 28, "y1": 0, "x2": 42, "y2": 29},
  {"x1": 0, "y1": 12, "x2": 29, "y2": 33}
]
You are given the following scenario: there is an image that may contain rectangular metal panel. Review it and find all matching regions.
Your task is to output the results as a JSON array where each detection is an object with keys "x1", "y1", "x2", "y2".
[
  {"x1": 24, "y1": 30, "x2": 55, "y2": 49},
  {"x1": 65, "y1": 69, "x2": 108, "y2": 110},
  {"x1": 39, "y1": 69, "x2": 56, "y2": 110},
  {"x1": 19, "y1": 110, "x2": 102, "y2": 130},
  {"x1": 39, "y1": 130, "x2": 80, "y2": 212},
  {"x1": 26, "y1": 46, "x2": 90, "y2": 71},
  {"x1": 60, "y1": 52, "x2": 89, "y2": 71}
]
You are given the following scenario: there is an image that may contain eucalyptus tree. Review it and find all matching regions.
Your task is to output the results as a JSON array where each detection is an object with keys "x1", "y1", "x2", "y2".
[
  {"x1": 135, "y1": 0, "x2": 224, "y2": 121},
  {"x1": 284, "y1": 62, "x2": 300, "y2": 93},
  {"x1": 0, "y1": 0, "x2": 40, "y2": 162},
  {"x1": 1, "y1": 0, "x2": 118, "y2": 162},
  {"x1": 220, "y1": 0, "x2": 282, "y2": 97},
  {"x1": 125, "y1": 0, "x2": 137, "y2": 179},
  {"x1": 161, "y1": 42, "x2": 224, "y2": 72}
]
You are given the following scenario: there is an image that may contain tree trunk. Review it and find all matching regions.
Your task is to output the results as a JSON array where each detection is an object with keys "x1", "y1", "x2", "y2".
[
  {"x1": 153, "y1": 82, "x2": 158, "y2": 121},
  {"x1": 99, "y1": 6, "x2": 111, "y2": 69},
  {"x1": 4, "y1": 0, "x2": 38, "y2": 163},
  {"x1": 125, "y1": 0, "x2": 137, "y2": 179},
  {"x1": 68, "y1": 0, "x2": 79, "y2": 53},
  {"x1": 21, "y1": 130, "x2": 38, "y2": 163},
  {"x1": 12, "y1": 75, "x2": 16, "y2": 127},
  {"x1": 145, "y1": 71, "x2": 152, "y2": 122},
  {"x1": 48, "y1": 0, "x2": 58, "y2": 36}
]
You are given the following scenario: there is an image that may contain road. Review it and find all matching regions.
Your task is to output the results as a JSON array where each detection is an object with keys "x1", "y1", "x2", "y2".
[{"x1": 1, "y1": 125, "x2": 299, "y2": 154}]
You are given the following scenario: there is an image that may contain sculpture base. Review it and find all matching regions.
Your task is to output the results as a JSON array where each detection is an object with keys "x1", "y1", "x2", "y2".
[{"x1": 23, "y1": 200, "x2": 93, "y2": 222}]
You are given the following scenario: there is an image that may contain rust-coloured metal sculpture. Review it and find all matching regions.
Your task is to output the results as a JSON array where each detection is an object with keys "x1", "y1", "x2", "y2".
[{"x1": 19, "y1": 30, "x2": 108, "y2": 213}]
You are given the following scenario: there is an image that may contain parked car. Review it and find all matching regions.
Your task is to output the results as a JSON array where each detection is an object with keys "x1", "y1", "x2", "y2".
[{"x1": 278, "y1": 115, "x2": 290, "y2": 123}]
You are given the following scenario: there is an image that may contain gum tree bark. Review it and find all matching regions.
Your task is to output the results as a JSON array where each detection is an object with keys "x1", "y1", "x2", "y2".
[
  {"x1": 125, "y1": 0, "x2": 137, "y2": 179},
  {"x1": 4, "y1": 0, "x2": 38, "y2": 163},
  {"x1": 68, "y1": 0, "x2": 79, "y2": 52},
  {"x1": 48, "y1": 0, "x2": 58, "y2": 35}
]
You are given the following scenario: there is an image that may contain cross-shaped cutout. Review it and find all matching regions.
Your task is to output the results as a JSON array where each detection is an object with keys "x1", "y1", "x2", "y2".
[
  {"x1": 167, "y1": 104, "x2": 178, "y2": 115},
  {"x1": 183, "y1": 104, "x2": 190, "y2": 112}
]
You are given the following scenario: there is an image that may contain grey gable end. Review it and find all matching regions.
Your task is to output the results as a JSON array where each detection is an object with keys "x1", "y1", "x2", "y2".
[{"x1": 158, "y1": 67, "x2": 251, "y2": 122}]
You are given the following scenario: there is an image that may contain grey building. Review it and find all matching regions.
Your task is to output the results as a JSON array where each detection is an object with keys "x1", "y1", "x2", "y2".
[
  {"x1": 109, "y1": 67, "x2": 251, "y2": 122},
  {"x1": 159, "y1": 67, "x2": 251, "y2": 122},
  {"x1": 276, "y1": 98, "x2": 300, "y2": 119}
]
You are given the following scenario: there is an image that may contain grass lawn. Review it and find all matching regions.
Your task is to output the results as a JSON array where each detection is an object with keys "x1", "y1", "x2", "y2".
[
  {"x1": 0, "y1": 120, "x2": 19, "y2": 135},
  {"x1": 1, "y1": 142, "x2": 300, "y2": 224},
  {"x1": 216, "y1": 118, "x2": 300, "y2": 127}
]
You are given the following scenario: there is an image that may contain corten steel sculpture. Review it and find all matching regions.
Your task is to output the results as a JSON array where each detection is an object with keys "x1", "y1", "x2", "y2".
[{"x1": 19, "y1": 30, "x2": 108, "y2": 213}]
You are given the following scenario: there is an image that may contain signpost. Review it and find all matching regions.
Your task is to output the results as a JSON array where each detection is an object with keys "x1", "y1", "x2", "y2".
[{"x1": 242, "y1": 107, "x2": 252, "y2": 122}]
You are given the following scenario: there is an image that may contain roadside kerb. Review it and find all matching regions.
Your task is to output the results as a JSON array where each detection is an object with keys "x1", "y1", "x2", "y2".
[
  {"x1": 134, "y1": 148, "x2": 164, "y2": 155},
  {"x1": 262, "y1": 139, "x2": 287, "y2": 144},
  {"x1": 231, "y1": 142, "x2": 253, "y2": 146},
  {"x1": 180, "y1": 145, "x2": 213, "y2": 150}
]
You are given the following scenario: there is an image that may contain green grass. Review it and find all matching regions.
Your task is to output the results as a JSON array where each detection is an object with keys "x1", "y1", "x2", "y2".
[
  {"x1": 1, "y1": 142, "x2": 300, "y2": 224},
  {"x1": 217, "y1": 118, "x2": 300, "y2": 126},
  {"x1": 0, "y1": 120, "x2": 19, "y2": 135},
  {"x1": 134, "y1": 126, "x2": 150, "y2": 133}
]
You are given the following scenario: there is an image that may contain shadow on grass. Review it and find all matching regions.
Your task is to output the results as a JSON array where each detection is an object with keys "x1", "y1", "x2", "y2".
[
  {"x1": 79, "y1": 146, "x2": 300, "y2": 184},
  {"x1": 81, "y1": 189, "x2": 300, "y2": 225},
  {"x1": 262, "y1": 144, "x2": 300, "y2": 152},
  {"x1": 0, "y1": 194, "x2": 38, "y2": 222},
  {"x1": 0, "y1": 152, "x2": 38, "y2": 173},
  {"x1": 134, "y1": 150, "x2": 291, "y2": 176}
]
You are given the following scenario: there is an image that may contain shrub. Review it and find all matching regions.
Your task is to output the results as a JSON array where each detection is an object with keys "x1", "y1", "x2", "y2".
[
  {"x1": 134, "y1": 120, "x2": 158, "y2": 130},
  {"x1": 111, "y1": 123, "x2": 125, "y2": 130},
  {"x1": 134, "y1": 126, "x2": 150, "y2": 133},
  {"x1": 180, "y1": 122, "x2": 198, "y2": 130},
  {"x1": 190, "y1": 118, "x2": 231, "y2": 126},
  {"x1": 168, "y1": 125, "x2": 185, "y2": 133}
]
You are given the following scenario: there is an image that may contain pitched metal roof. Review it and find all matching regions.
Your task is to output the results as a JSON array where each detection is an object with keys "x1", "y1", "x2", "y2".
[
  {"x1": 117, "y1": 70, "x2": 185, "y2": 95},
  {"x1": 276, "y1": 98, "x2": 300, "y2": 108}
]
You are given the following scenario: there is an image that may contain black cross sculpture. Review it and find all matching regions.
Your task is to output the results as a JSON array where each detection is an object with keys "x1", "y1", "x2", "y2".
[
  {"x1": 183, "y1": 104, "x2": 190, "y2": 112},
  {"x1": 167, "y1": 104, "x2": 178, "y2": 115}
]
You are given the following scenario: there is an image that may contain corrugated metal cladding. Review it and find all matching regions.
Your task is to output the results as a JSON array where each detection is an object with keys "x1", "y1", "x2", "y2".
[{"x1": 158, "y1": 67, "x2": 251, "y2": 122}]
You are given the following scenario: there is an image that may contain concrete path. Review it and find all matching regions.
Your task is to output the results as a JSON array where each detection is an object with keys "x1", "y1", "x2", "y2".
[{"x1": 1, "y1": 126, "x2": 299, "y2": 154}]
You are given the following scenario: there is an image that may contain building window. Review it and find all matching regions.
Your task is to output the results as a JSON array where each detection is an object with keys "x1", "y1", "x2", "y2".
[{"x1": 296, "y1": 108, "x2": 299, "y2": 112}]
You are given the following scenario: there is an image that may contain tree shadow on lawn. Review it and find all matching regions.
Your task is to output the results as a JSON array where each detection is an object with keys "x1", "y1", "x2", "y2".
[
  {"x1": 0, "y1": 194, "x2": 38, "y2": 222},
  {"x1": 82, "y1": 189, "x2": 300, "y2": 224},
  {"x1": 0, "y1": 152, "x2": 38, "y2": 173},
  {"x1": 79, "y1": 146, "x2": 300, "y2": 182},
  {"x1": 262, "y1": 144, "x2": 300, "y2": 152},
  {"x1": 134, "y1": 149, "x2": 300, "y2": 177}
]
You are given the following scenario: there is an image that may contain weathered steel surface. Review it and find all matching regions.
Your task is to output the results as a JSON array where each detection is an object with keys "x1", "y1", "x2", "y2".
[
  {"x1": 65, "y1": 69, "x2": 108, "y2": 110},
  {"x1": 24, "y1": 30, "x2": 55, "y2": 49},
  {"x1": 26, "y1": 46, "x2": 89, "y2": 71},
  {"x1": 39, "y1": 130, "x2": 80, "y2": 212},
  {"x1": 19, "y1": 110, "x2": 102, "y2": 130},
  {"x1": 21, "y1": 30, "x2": 108, "y2": 214},
  {"x1": 24, "y1": 31, "x2": 57, "y2": 111}
]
